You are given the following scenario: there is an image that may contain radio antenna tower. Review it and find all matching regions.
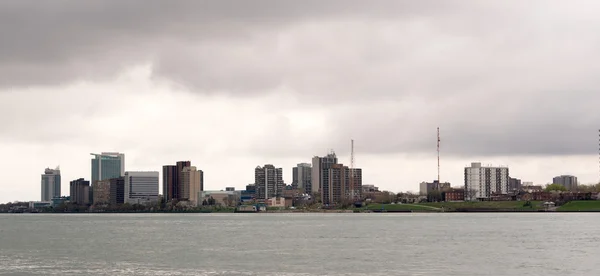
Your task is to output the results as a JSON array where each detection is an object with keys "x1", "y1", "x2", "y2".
[
  {"x1": 598, "y1": 129, "x2": 599, "y2": 184},
  {"x1": 350, "y1": 139, "x2": 355, "y2": 200},
  {"x1": 437, "y1": 127, "x2": 441, "y2": 186}
]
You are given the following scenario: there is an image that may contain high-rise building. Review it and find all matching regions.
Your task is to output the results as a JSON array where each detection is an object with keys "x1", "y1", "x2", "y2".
[
  {"x1": 255, "y1": 164, "x2": 284, "y2": 200},
  {"x1": 124, "y1": 171, "x2": 159, "y2": 205},
  {"x1": 92, "y1": 180, "x2": 111, "y2": 205},
  {"x1": 552, "y1": 175, "x2": 578, "y2": 191},
  {"x1": 321, "y1": 164, "x2": 362, "y2": 205},
  {"x1": 464, "y1": 162, "x2": 509, "y2": 201},
  {"x1": 292, "y1": 163, "x2": 312, "y2": 192},
  {"x1": 41, "y1": 167, "x2": 61, "y2": 201},
  {"x1": 162, "y1": 161, "x2": 191, "y2": 202},
  {"x1": 311, "y1": 152, "x2": 338, "y2": 195},
  {"x1": 70, "y1": 178, "x2": 90, "y2": 205},
  {"x1": 109, "y1": 177, "x2": 125, "y2": 205},
  {"x1": 181, "y1": 166, "x2": 204, "y2": 205},
  {"x1": 91, "y1": 152, "x2": 125, "y2": 183}
]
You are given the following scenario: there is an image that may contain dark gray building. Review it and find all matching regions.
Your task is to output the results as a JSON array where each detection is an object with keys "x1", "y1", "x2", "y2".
[
  {"x1": 509, "y1": 177, "x2": 522, "y2": 192},
  {"x1": 70, "y1": 178, "x2": 90, "y2": 205},
  {"x1": 110, "y1": 177, "x2": 125, "y2": 205}
]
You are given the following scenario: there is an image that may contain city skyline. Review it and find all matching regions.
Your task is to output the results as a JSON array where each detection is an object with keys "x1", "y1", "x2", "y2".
[{"x1": 3, "y1": 1, "x2": 600, "y2": 202}]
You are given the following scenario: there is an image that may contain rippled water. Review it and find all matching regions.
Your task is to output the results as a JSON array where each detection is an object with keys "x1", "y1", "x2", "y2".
[{"x1": 0, "y1": 213, "x2": 598, "y2": 275}]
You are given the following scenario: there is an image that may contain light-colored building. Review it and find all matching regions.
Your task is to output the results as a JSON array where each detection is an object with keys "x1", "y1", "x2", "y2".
[
  {"x1": 292, "y1": 163, "x2": 312, "y2": 192},
  {"x1": 92, "y1": 180, "x2": 111, "y2": 205},
  {"x1": 199, "y1": 190, "x2": 239, "y2": 207},
  {"x1": 552, "y1": 175, "x2": 578, "y2": 191},
  {"x1": 464, "y1": 162, "x2": 509, "y2": 201},
  {"x1": 311, "y1": 151, "x2": 338, "y2": 195},
  {"x1": 255, "y1": 164, "x2": 284, "y2": 200},
  {"x1": 91, "y1": 152, "x2": 125, "y2": 183},
  {"x1": 124, "y1": 171, "x2": 159, "y2": 205},
  {"x1": 181, "y1": 166, "x2": 204, "y2": 205},
  {"x1": 266, "y1": 197, "x2": 291, "y2": 208},
  {"x1": 41, "y1": 167, "x2": 61, "y2": 201},
  {"x1": 419, "y1": 180, "x2": 451, "y2": 196},
  {"x1": 362, "y1": 184, "x2": 379, "y2": 193}
]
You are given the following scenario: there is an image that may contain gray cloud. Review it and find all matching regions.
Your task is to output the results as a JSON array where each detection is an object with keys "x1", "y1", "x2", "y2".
[{"x1": 2, "y1": 0, "x2": 600, "y2": 159}]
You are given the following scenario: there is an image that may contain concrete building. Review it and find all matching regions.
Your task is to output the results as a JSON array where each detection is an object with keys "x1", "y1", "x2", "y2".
[
  {"x1": 321, "y1": 164, "x2": 362, "y2": 205},
  {"x1": 292, "y1": 163, "x2": 312, "y2": 192},
  {"x1": 419, "y1": 180, "x2": 451, "y2": 196},
  {"x1": 464, "y1": 162, "x2": 509, "y2": 201},
  {"x1": 362, "y1": 184, "x2": 379, "y2": 193},
  {"x1": 92, "y1": 180, "x2": 111, "y2": 205},
  {"x1": 255, "y1": 164, "x2": 285, "y2": 200},
  {"x1": 181, "y1": 166, "x2": 204, "y2": 205},
  {"x1": 109, "y1": 177, "x2": 125, "y2": 205},
  {"x1": 91, "y1": 152, "x2": 125, "y2": 183},
  {"x1": 124, "y1": 171, "x2": 159, "y2": 205},
  {"x1": 552, "y1": 175, "x2": 578, "y2": 191},
  {"x1": 199, "y1": 190, "x2": 239, "y2": 207},
  {"x1": 509, "y1": 177, "x2": 522, "y2": 192},
  {"x1": 70, "y1": 178, "x2": 90, "y2": 205},
  {"x1": 311, "y1": 151, "x2": 338, "y2": 195},
  {"x1": 162, "y1": 161, "x2": 191, "y2": 201},
  {"x1": 41, "y1": 167, "x2": 61, "y2": 201}
]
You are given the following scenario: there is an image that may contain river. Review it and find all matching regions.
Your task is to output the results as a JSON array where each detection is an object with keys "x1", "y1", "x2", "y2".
[{"x1": 0, "y1": 213, "x2": 597, "y2": 275}]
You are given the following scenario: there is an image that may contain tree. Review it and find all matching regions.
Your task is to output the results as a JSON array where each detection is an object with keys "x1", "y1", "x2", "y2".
[
  {"x1": 465, "y1": 189, "x2": 477, "y2": 201},
  {"x1": 545, "y1": 184, "x2": 567, "y2": 192}
]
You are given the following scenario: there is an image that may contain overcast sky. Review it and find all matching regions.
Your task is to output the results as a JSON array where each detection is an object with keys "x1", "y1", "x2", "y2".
[{"x1": 1, "y1": 0, "x2": 600, "y2": 203}]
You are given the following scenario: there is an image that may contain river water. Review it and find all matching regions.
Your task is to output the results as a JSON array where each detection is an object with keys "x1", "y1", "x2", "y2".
[{"x1": 0, "y1": 213, "x2": 598, "y2": 275}]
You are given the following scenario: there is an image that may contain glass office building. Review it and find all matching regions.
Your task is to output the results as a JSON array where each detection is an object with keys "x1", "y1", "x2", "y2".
[{"x1": 91, "y1": 152, "x2": 125, "y2": 183}]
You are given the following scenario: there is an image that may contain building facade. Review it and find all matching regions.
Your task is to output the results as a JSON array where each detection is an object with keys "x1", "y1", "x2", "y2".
[
  {"x1": 292, "y1": 163, "x2": 312, "y2": 192},
  {"x1": 162, "y1": 161, "x2": 191, "y2": 202},
  {"x1": 180, "y1": 166, "x2": 204, "y2": 205},
  {"x1": 109, "y1": 177, "x2": 125, "y2": 205},
  {"x1": 311, "y1": 152, "x2": 338, "y2": 196},
  {"x1": 124, "y1": 171, "x2": 159, "y2": 205},
  {"x1": 552, "y1": 175, "x2": 578, "y2": 191},
  {"x1": 509, "y1": 177, "x2": 522, "y2": 192},
  {"x1": 69, "y1": 178, "x2": 90, "y2": 205},
  {"x1": 91, "y1": 152, "x2": 125, "y2": 183},
  {"x1": 419, "y1": 180, "x2": 451, "y2": 196},
  {"x1": 92, "y1": 180, "x2": 111, "y2": 205},
  {"x1": 255, "y1": 164, "x2": 285, "y2": 200},
  {"x1": 41, "y1": 167, "x2": 61, "y2": 201},
  {"x1": 464, "y1": 162, "x2": 509, "y2": 201},
  {"x1": 322, "y1": 164, "x2": 362, "y2": 205}
]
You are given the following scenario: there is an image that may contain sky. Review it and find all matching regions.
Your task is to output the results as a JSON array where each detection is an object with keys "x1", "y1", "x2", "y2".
[{"x1": 1, "y1": 0, "x2": 600, "y2": 203}]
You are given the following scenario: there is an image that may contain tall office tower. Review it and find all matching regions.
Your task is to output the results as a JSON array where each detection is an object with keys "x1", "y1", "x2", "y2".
[
  {"x1": 162, "y1": 161, "x2": 191, "y2": 201},
  {"x1": 321, "y1": 164, "x2": 363, "y2": 205},
  {"x1": 552, "y1": 175, "x2": 578, "y2": 191},
  {"x1": 180, "y1": 166, "x2": 204, "y2": 205},
  {"x1": 464, "y1": 162, "x2": 509, "y2": 201},
  {"x1": 311, "y1": 151, "x2": 338, "y2": 196},
  {"x1": 70, "y1": 178, "x2": 90, "y2": 205},
  {"x1": 91, "y1": 152, "x2": 125, "y2": 183},
  {"x1": 292, "y1": 163, "x2": 312, "y2": 192},
  {"x1": 41, "y1": 167, "x2": 61, "y2": 201},
  {"x1": 109, "y1": 177, "x2": 125, "y2": 205},
  {"x1": 255, "y1": 164, "x2": 284, "y2": 200},
  {"x1": 124, "y1": 171, "x2": 159, "y2": 205},
  {"x1": 162, "y1": 165, "x2": 177, "y2": 201}
]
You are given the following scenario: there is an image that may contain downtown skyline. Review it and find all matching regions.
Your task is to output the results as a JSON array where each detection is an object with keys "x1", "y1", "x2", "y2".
[{"x1": 2, "y1": 0, "x2": 600, "y2": 203}]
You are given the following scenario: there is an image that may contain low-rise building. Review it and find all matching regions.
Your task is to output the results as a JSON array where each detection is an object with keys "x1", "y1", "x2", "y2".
[
  {"x1": 444, "y1": 189, "x2": 465, "y2": 201},
  {"x1": 199, "y1": 191, "x2": 239, "y2": 207},
  {"x1": 29, "y1": 201, "x2": 52, "y2": 209},
  {"x1": 266, "y1": 197, "x2": 290, "y2": 208},
  {"x1": 420, "y1": 180, "x2": 451, "y2": 195}
]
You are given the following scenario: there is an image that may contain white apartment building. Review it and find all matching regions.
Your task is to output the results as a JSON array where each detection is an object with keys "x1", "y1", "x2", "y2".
[
  {"x1": 464, "y1": 162, "x2": 509, "y2": 201},
  {"x1": 124, "y1": 171, "x2": 159, "y2": 205}
]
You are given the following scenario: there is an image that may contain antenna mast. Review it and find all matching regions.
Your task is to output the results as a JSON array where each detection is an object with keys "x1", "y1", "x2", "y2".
[
  {"x1": 437, "y1": 127, "x2": 440, "y2": 186},
  {"x1": 350, "y1": 139, "x2": 355, "y2": 200}
]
